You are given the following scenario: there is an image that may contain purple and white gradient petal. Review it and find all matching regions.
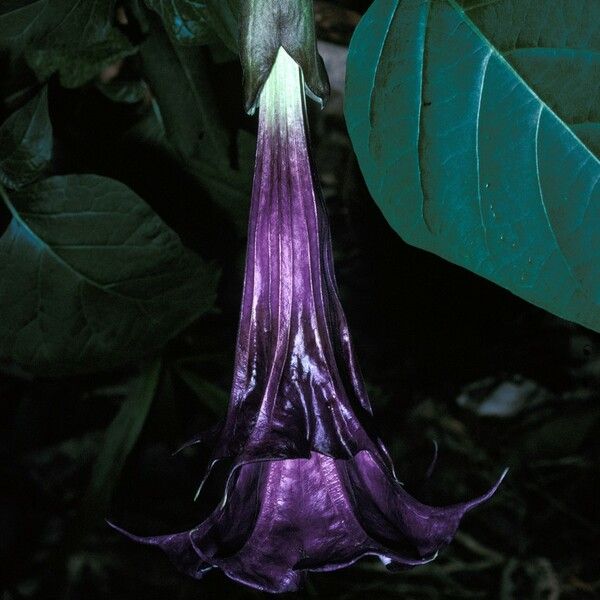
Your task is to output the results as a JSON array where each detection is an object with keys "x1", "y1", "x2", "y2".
[{"x1": 111, "y1": 48, "x2": 506, "y2": 593}]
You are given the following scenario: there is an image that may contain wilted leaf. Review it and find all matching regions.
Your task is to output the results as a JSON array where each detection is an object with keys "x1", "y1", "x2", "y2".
[
  {"x1": 0, "y1": 86, "x2": 52, "y2": 189},
  {"x1": 0, "y1": 175, "x2": 219, "y2": 374},
  {"x1": 345, "y1": 0, "x2": 600, "y2": 332}
]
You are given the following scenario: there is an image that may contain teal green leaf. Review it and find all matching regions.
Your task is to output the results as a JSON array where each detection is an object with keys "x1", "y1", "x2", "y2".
[
  {"x1": 0, "y1": 86, "x2": 52, "y2": 189},
  {"x1": 145, "y1": 0, "x2": 214, "y2": 45},
  {"x1": 345, "y1": 0, "x2": 600, "y2": 333},
  {"x1": 0, "y1": 176, "x2": 219, "y2": 375}
]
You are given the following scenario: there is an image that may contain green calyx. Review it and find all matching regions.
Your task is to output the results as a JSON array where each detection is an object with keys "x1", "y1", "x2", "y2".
[{"x1": 239, "y1": 0, "x2": 330, "y2": 115}]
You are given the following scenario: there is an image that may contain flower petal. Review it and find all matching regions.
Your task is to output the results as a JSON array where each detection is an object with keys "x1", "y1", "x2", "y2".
[
  {"x1": 106, "y1": 522, "x2": 212, "y2": 579},
  {"x1": 113, "y1": 453, "x2": 505, "y2": 593},
  {"x1": 212, "y1": 48, "x2": 381, "y2": 469}
]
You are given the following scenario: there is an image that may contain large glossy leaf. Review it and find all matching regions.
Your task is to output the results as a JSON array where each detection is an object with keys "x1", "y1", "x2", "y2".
[
  {"x1": 345, "y1": 0, "x2": 600, "y2": 333},
  {"x1": 0, "y1": 86, "x2": 52, "y2": 189},
  {"x1": 0, "y1": 175, "x2": 219, "y2": 374}
]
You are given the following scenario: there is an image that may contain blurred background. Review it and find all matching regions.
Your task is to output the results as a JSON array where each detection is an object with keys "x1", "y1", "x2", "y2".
[{"x1": 1, "y1": 1, "x2": 599, "y2": 598}]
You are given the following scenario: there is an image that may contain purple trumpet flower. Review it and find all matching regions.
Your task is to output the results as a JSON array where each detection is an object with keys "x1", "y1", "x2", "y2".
[
  {"x1": 113, "y1": 48, "x2": 505, "y2": 593},
  {"x1": 114, "y1": 451, "x2": 503, "y2": 593}
]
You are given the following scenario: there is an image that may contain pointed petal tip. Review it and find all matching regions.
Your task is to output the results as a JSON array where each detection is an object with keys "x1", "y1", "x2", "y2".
[
  {"x1": 465, "y1": 467, "x2": 509, "y2": 511},
  {"x1": 106, "y1": 519, "x2": 151, "y2": 545},
  {"x1": 425, "y1": 439, "x2": 439, "y2": 479},
  {"x1": 243, "y1": 71, "x2": 265, "y2": 114},
  {"x1": 105, "y1": 519, "x2": 125, "y2": 535},
  {"x1": 489, "y1": 467, "x2": 510, "y2": 495},
  {"x1": 172, "y1": 435, "x2": 204, "y2": 456},
  {"x1": 173, "y1": 421, "x2": 225, "y2": 456},
  {"x1": 249, "y1": 83, "x2": 328, "y2": 114},
  {"x1": 304, "y1": 84, "x2": 328, "y2": 109},
  {"x1": 244, "y1": 99, "x2": 258, "y2": 116},
  {"x1": 193, "y1": 457, "x2": 222, "y2": 502},
  {"x1": 106, "y1": 520, "x2": 180, "y2": 548},
  {"x1": 304, "y1": 55, "x2": 330, "y2": 109}
]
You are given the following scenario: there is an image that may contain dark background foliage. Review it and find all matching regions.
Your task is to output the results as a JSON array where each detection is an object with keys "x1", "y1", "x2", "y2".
[{"x1": 1, "y1": 1, "x2": 599, "y2": 598}]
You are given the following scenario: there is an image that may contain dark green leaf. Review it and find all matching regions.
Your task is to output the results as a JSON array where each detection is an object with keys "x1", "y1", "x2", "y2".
[
  {"x1": 96, "y1": 79, "x2": 148, "y2": 104},
  {"x1": 0, "y1": 0, "x2": 46, "y2": 51},
  {"x1": 128, "y1": 102, "x2": 252, "y2": 233},
  {"x1": 0, "y1": 0, "x2": 135, "y2": 87},
  {"x1": 139, "y1": 13, "x2": 252, "y2": 230},
  {"x1": 27, "y1": 33, "x2": 135, "y2": 88},
  {"x1": 208, "y1": 39, "x2": 237, "y2": 64},
  {"x1": 203, "y1": 0, "x2": 238, "y2": 52},
  {"x1": 145, "y1": 0, "x2": 214, "y2": 45},
  {"x1": 77, "y1": 357, "x2": 162, "y2": 528},
  {"x1": 345, "y1": 0, "x2": 600, "y2": 333},
  {"x1": 0, "y1": 86, "x2": 52, "y2": 189},
  {"x1": 0, "y1": 175, "x2": 219, "y2": 375},
  {"x1": 140, "y1": 12, "x2": 227, "y2": 160}
]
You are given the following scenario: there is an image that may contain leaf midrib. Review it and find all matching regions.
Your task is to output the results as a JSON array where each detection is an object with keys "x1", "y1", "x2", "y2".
[
  {"x1": 451, "y1": 0, "x2": 593, "y2": 295},
  {"x1": 447, "y1": 0, "x2": 600, "y2": 168},
  {"x1": 374, "y1": 0, "x2": 597, "y2": 292},
  {"x1": 446, "y1": 0, "x2": 600, "y2": 297}
]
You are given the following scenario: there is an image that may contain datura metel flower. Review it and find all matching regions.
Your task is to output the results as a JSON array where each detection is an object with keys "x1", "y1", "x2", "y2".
[{"x1": 112, "y1": 47, "x2": 505, "y2": 594}]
